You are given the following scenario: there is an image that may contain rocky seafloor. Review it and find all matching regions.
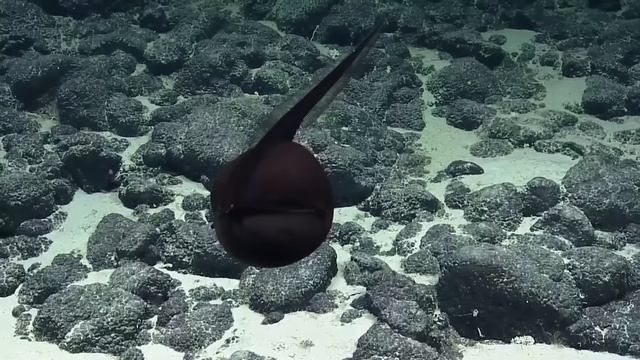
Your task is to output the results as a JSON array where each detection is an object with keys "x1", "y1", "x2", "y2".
[{"x1": 1, "y1": 0, "x2": 640, "y2": 359}]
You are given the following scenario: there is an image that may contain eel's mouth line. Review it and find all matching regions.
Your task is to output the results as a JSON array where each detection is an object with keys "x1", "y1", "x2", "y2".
[{"x1": 223, "y1": 203, "x2": 323, "y2": 219}]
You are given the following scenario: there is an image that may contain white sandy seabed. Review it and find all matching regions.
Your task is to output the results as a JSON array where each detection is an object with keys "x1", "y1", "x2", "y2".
[{"x1": 1, "y1": 29, "x2": 639, "y2": 360}]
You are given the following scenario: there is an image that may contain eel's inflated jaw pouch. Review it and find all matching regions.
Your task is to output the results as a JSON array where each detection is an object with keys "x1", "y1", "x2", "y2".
[{"x1": 212, "y1": 142, "x2": 334, "y2": 268}]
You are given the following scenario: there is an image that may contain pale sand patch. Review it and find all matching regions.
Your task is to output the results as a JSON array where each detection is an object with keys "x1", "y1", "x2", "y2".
[
  {"x1": 419, "y1": 110, "x2": 578, "y2": 194},
  {"x1": 160, "y1": 266, "x2": 240, "y2": 292},
  {"x1": 20, "y1": 191, "x2": 131, "y2": 270},
  {"x1": 481, "y1": 29, "x2": 537, "y2": 55},
  {"x1": 408, "y1": 46, "x2": 451, "y2": 73},
  {"x1": 540, "y1": 75, "x2": 586, "y2": 111},
  {"x1": 202, "y1": 305, "x2": 376, "y2": 360},
  {"x1": 420, "y1": 113, "x2": 480, "y2": 172},
  {"x1": 460, "y1": 147, "x2": 578, "y2": 190}
]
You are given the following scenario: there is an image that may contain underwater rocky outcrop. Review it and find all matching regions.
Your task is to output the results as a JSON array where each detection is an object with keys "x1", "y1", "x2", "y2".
[{"x1": 0, "y1": 0, "x2": 640, "y2": 359}]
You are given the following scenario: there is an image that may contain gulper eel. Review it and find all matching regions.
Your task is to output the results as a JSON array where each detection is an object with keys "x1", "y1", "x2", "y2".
[{"x1": 211, "y1": 20, "x2": 384, "y2": 268}]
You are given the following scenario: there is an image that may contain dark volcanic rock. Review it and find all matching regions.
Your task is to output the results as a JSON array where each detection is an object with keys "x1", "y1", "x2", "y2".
[
  {"x1": 329, "y1": 221, "x2": 366, "y2": 246},
  {"x1": 0, "y1": 84, "x2": 19, "y2": 109},
  {"x1": 0, "y1": 107, "x2": 38, "y2": 136},
  {"x1": 31, "y1": 0, "x2": 140, "y2": 18},
  {"x1": 359, "y1": 180, "x2": 442, "y2": 224},
  {"x1": 521, "y1": 177, "x2": 561, "y2": 216},
  {"x1": 510, "y1": 232, "x2": 573, "y2": 252},
  {"x1": 109, "y1": 261, "x2": 178, "y2": 305},
  {"x1": 156, "y1": 289, "x2": 189, "y2": 327},
  {"x1": 481, "y1": 116, "x2": 554, "y2": 148},
  {"x1": 189, "y1": 285, "x2": 224, "y2": 302},
  {"x1": 157, "y1": 220, "x2": 246, "y2": 278},
  {"x1": 317, "y1": 143, "x2": 377, "y2": 207},
  {"x1": 16, "y1": 218, "x2": 54, "y2": 237},
  {"x1": 462, "y1": 183, "x2": 524, "y2": 231},
  {"x1": 86, "y1": 214, "x2": 159, "y2": 271},
  {"x1": 3, "y1": 133, "x2": 46, "y2": 165},
  {"x1": 444, "y1": 180, "x2": 470, "y2": 209},
  {"x1": 181, "y1": 193, "x2": 209, "y2": 211},
  {"x1": 627, "y1": 84, "x2": 640, "y2": 115},
  {"x1": 0, "y1": 0, "x2": 53, "y2": 55},
  {"x1": 61, "y1": 142, "x2": 122, "y2": 193},
  {"x1": 562, "y1": 154, "x2": 640, "y2": 229},
  {"x1": 32, "y1": 283, "x2": 148, "y2": 355},
  {"x1": 587, "y1": 42, "x2": 635, "y2": 85},
  {"x1": 56, "y1": 74, "x2": 148, "y2": 137},
  {"x1": 363, "y1": 272, "x2": 437, "y2": 324},
  {"x1": 174, "y1": 52, "x2": 245, "y2": 96},
  {"x1": 18, "y1": 253, "x2": 89, "y2": 305},
  {"x1": 588, "y1": 0, "x2": 622, "y2": 11},
  {"x1": 4, "y1": 54, "x2": 72, "y2": 106},
  {"x1": 306, "y1": 292, "x2": 338, "y2": 314},
  {"x1": 376, "y1": 298, "x2": 431, "y2": 342},
  {"x1": 419, "y1": 224, "x2": 476, "y2": 263},
  {"x1": 0, "y1": 259, "x2": 26, "y2": 297},
  {"x1": 531, "y1": 204, "x2": 596, "y2": 247},
  {"x1": 437, "y1": 244, "x2": 582, "y2": 342},
  {"x1": 612, "y1": 128, "x2": 640, "y2": 145},
  {"x1": 563, "y1": 246, "x2": 633, "y2": 306},
  {"x1": 581, "y1": 75, "x2": 627, "y2": 119},
  {"x1": 150, "y1": 97, "x2": 271, "y2": 181},
  {"x1": 156, "y1": 302, "x2": 233, "y2": 352},
  {"x1": 461, "y1": 221, "x2": 507, "y2": 245},
  {"x1": 394, "y1": 220, "x2": 422, "y2": 256},
  {"x1": 534, "y1": 139, "x2": 586, "y2": 159},
  {"x1": 76, "y1": 25, "x2": 156, "y2": 61},
  {"x1": 0, "y1": 172, "x2": 56, "y2": 235},
  {"x1": 495, "y1": 61, "x2": 546, "y2": 100},
  {"x1": 444, "y1": 160, "x2": 484, "y2": 177},
  {"x1": 443, "y1": 99, "x2": 496, "y2": 131},
  {"x1": 506, "y1": 241, "x2": 565, "y2": 281},
  {"x1": 243, "y1": 60, "x2": 308, "y2": 95},
  {"x1": 144, "y1": 37, "x2": 190, "y2": 75},
  {"x1": 229, "y1": 350, "x2": 276, "y2": 360},
  {"x1": 239, "y1": 243, "x2": 337, "y2": 313},
  {"x1": 120, "y1": 347, "x2": 145, "y2": 360},
  {"x1": 118, "y1": 178, "x2": 175, "y2": 209},
  {"x1": 384, "y1": 98, "x2": 425, "y2": 131},
  {"x1": 267, "y1": 0, "x2": 337, "y2": 37},
  {"x1": 425, "y1": 29, "x2": 507, "y2": 68},
  {"x1": 352, "y1": 322, "x2": 440, "y2": 360},
  {"x1": 566, "y1": 290, "x2": 640, "y2": 358},
  {"x1": 402, "y1": 250, "x2": 441, "y2": 276},
  {"x1": 0, "y1": 234, "x2": 52, "y2": 260},
  {"x1": 102, "y1": 94, "x2": 148, "y2": 136},
  {"x1": 561, "y1": 50, "x2": 591, "y2": 78},
  {"x1": 53, "y1": 131, "x2": 124, "y2": 193},
  {"x1": 314, "y1": 0, "x2": 377, "y2": 46},
  {"x1": 427, "y1": 57, "x2": 502, "y2": 105},
  {"x1": 343, "y1": 252, "x2": 396, "y2": 288}
]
